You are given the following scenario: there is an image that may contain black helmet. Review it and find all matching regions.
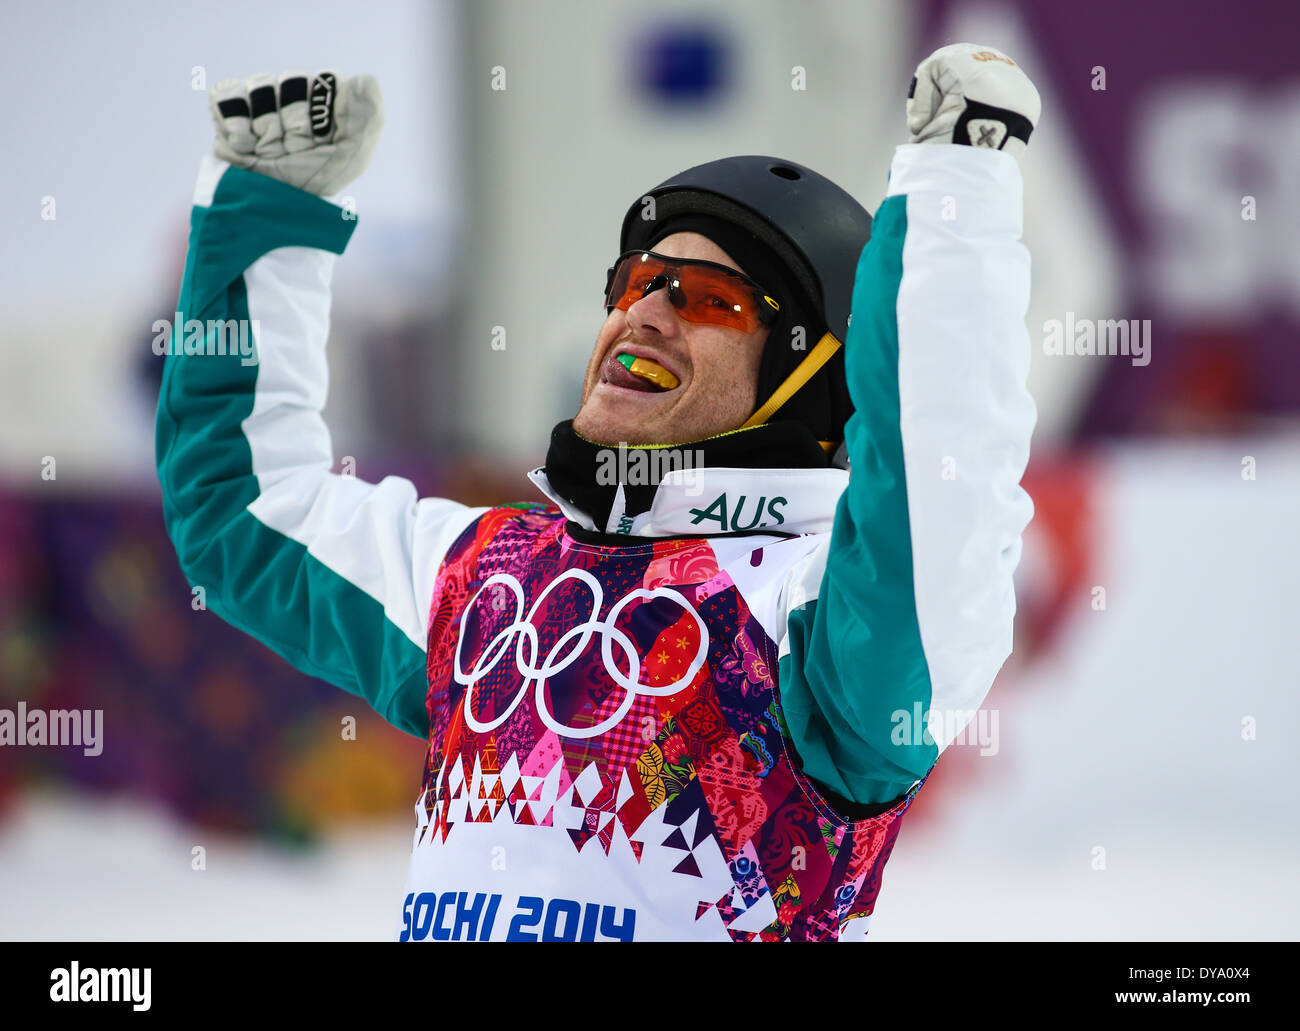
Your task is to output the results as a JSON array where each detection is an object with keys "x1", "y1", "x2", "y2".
[{"x1": 619, "y1": 156, "x2": 872, "y2": 452}]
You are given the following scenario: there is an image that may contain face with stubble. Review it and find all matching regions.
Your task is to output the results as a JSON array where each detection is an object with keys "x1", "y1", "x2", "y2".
[{"x1": 571, "y1": 232, "x2": 769, "y2": 446}]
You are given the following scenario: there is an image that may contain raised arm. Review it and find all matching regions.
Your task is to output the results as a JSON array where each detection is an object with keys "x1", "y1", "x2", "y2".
[
  {"x1": 156, "y1": 71, "x2": 486, "y2": 737},
  {"x1": 778, "y1": 45, "x2": 1040, "y2": 807}
]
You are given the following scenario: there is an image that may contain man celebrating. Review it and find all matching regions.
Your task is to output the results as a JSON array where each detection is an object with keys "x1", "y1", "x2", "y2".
[{"x1": 156, "y1": 43, "x2": 1039, "y2": 941}]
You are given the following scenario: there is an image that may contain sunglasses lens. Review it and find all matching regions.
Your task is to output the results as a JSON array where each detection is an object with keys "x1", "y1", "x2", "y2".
[{"x1": 606, "y1": 253, "x2": 775, "y2": 332}]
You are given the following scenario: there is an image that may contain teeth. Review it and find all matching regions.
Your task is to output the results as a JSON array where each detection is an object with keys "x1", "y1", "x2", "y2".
[{"x1": 617, "y1": 353, "x2": 679, "y2": 390}]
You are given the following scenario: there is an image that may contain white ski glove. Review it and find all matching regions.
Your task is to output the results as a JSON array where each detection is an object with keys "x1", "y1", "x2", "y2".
[
  {"x1": 906, "y1": 43, "x2": 1041, "y2": 160},
  {"x1": 208, "y1": 70, "x2": 384, "y2": 196}
]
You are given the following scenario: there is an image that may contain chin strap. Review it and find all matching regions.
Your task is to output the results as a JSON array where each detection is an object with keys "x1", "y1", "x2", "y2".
[{"x1": 741, "y1": 329, "x2": 843, "y2": 453}]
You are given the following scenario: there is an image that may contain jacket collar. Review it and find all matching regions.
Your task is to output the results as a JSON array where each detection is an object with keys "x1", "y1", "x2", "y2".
[{"x1": 527, "y1": 463, "x2": 847, "y2": 537}]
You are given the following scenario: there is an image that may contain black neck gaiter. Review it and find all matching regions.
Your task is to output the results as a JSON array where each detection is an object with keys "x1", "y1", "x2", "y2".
[{"x1": 543, "y1": 419, "x2": 829, "y2": 532}]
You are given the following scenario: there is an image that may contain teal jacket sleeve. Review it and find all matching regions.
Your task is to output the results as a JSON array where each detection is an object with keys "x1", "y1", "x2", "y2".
[
  {"x1": 156, "y1": 156, "x2": 487, "y2": 738},
  {"x1": 777, "y1": 144, "x2": 1037, "y2": 806}
]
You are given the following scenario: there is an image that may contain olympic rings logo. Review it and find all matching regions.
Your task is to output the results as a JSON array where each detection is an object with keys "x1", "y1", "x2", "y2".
[{"x1": 454, "y1": 570, "x2": 709, "y2": 740}]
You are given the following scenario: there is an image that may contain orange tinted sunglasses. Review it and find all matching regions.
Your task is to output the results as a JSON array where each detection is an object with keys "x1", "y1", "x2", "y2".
[{"x1": 604, "y1": 250, "x2": 781, "y2": 333}]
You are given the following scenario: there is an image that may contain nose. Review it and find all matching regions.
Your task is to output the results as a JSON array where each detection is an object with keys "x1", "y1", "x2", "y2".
[{"x1": 624, "y1": 277, "x2": 682, "y2": 338}]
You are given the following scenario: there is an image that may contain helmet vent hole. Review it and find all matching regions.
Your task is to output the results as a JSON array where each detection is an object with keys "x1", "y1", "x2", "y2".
[{"x1": 769, "y1": 164, "x2": 801, "y2": 180}]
